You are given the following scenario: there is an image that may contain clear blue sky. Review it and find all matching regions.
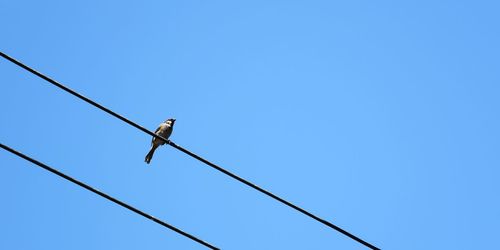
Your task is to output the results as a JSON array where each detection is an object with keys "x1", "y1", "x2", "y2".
[{"x1": 1, "y1": 1, "x2": 499, "y2": 249}]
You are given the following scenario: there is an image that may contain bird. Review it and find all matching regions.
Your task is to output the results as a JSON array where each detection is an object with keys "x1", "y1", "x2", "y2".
[{"x1": 145, "y1": 118, "x2": 176, "y2": 164}]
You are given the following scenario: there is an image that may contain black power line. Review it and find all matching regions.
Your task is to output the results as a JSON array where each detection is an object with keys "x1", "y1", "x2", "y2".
[
  {"x1": 168, "y1": 141, "x2": 377, "y2": 248},
  {"x1": 1, "y1": 51, "x2": 379, "y2": 250},
  {"x1": 0, "y1": 143, "x2": 219, "y2": 250}
]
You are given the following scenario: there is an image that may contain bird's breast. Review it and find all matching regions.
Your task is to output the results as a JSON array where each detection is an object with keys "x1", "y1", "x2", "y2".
[{"x1": 158, "y1": 126, "x2": 173, "y2": 138}]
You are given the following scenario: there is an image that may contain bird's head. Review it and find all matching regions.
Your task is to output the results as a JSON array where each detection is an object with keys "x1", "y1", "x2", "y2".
[{"x1": 166, "y1": 118, "x2": 176, "y2": 126}]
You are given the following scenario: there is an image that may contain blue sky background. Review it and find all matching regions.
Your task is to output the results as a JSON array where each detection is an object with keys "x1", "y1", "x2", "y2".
[{"x1": 1, "y1": 1, "x2": 499, "y2": 249}]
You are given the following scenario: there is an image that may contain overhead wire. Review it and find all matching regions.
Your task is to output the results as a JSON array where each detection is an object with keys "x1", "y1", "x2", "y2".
[
  {"x1": 0, "y1": 143, "x2": 219, "y2": 250},
  {"x1": 0, "y1": 51, "x2": 379, "y2": 250}
]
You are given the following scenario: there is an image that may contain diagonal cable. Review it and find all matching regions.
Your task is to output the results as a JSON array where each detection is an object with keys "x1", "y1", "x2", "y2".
[
  {"x1": 0, "y1": 143, "x2": 219, "y2": 250},
  {"x1": 1, "y1": 51, "x2": 379, "y2": 250}
]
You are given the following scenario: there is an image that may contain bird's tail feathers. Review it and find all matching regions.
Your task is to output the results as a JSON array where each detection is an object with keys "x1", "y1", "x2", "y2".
[{"x1": 145, "y1": 145, "x2": 157, "y2": 164}]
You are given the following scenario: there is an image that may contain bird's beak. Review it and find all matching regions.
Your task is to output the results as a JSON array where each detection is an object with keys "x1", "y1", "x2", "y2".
[{"x1": 172, "y1": 118, "x2": 176, "y2": 122}]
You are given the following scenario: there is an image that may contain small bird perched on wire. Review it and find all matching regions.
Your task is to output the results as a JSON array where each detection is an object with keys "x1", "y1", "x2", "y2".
[{"x1": 145, "y1": 118, "x2": 176, "y2": 164}]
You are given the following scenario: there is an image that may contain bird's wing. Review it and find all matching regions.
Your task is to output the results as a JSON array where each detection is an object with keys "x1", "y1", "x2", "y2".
[
  {"x1": 151, "y1": 123, "x2": 166, "y2": 145},
  {"x1": 154, "y1": 125, "x2": 162, "y2": 134}
]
